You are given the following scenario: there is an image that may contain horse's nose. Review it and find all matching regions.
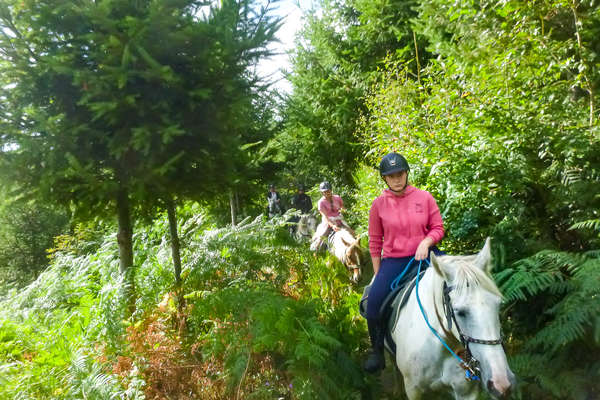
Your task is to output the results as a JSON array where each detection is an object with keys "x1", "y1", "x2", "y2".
[{"x1": 487, "y1": 377, "x2": 513, "y2": 399}]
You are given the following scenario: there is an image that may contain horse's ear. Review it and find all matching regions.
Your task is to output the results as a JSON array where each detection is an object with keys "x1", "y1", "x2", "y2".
[
  {"x1": 430, "y1": 251, "x2": 448, "y2": 280},
  {"x1": 475, "y1": 237, "x2": 493, "y2": 273}
]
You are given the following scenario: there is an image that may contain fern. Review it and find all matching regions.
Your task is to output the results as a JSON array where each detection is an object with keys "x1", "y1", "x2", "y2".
[
  {"x1": 499, "y1": 249, "x2": 600, "y2": 398},
  {"x1": 66, "y1": 350, "x2": 124, "y2": 400},
  {"x1": 570, "y1": 218, "x2": 600, "y2": 232}
]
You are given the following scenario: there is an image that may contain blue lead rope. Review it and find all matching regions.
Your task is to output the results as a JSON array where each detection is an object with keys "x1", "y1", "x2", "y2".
[
  {"x1": 390, "y1": 257, "x2": 416, "y2": 290},
  {"x1": 413, "y1": 258, "x2": 480, "y2": 381}
]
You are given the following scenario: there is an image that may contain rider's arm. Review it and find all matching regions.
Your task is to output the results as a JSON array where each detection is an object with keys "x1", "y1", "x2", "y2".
[
  {"x1": 415, "y1": 193, "x2": 444, "y2": 260},
  {"x1": 371, "y1": 256, "x2": 381, "y2": 275},
  {"x1": 319, "y1": 210, "x2": 339, "y2": 231},
  {"x1": 368, "y1": 197, "x2": 383, "y2": 264}
]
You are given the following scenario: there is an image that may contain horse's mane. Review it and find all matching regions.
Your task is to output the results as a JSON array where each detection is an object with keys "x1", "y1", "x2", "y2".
[{"x1": 438, "y1": 255, "x2": 503, "y2": 303}]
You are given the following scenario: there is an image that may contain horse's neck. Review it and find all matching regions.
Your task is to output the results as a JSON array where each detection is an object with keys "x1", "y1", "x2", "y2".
[{"x1": 417, "y1": 268, "x2": 451, "y2": 335}]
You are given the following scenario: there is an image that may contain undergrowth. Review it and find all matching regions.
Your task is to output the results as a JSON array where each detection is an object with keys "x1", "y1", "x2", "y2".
[{"x1": 0, "y1": 204, "x2": 370, "y2": 399}]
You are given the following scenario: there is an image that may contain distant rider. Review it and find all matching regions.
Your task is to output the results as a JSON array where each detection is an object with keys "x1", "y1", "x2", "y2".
[
  {"x1": 288, "y1": 184, "x2": 313, "y2": 234},
  {"x1": 291, "y1": 184, "x2": 313, "y2": 214},
  {"x1": 311, "y1": 181, "x2": 354, "y2": 251},
  {"x1": 266, "y1": 184, "x2": 282, "y2": 216}
]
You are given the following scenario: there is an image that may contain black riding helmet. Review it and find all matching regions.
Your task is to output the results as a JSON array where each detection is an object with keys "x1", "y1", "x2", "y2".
[
  {"x1": 379, "y1": 153, "x2": 410, "y2": 176},
  {"x1": 319, "y1": 181, "x2": 332, "y2": 192},
  {"x1": 379, "y1": 153, "x2": 410, "y2": 193}
]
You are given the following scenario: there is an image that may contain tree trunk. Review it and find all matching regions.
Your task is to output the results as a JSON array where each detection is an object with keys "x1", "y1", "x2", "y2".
[
  {"x1": 166, "y1": 198, "x2": 182, "y2": 286},
  {"x1": 166, "y1": 197, "x2": 186, "y2": 335},
  {"x1": 230, "y1": 190, "x2": 237, "y2": 227},
  {"x1": 116, "y1": 187, "x2": 135, "y2": 312}
]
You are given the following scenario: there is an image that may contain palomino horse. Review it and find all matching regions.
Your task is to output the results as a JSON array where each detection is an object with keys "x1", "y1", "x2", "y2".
[
  {"x1": 294, "y1": 213, "x2": 318, "y2": 242},
  {"x1": 327, "y1": 228, "x2": 363, "y2": 283},
  {"x1": 390, "y1": 238, "x2": 515, "y2": 399}
]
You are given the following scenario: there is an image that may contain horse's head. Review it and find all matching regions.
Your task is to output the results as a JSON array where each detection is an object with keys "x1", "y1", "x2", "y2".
[
  {"x1": 306, "y1": 214, "x2": 318, "y2": 232},
  {"x1": 343, "y1": 235, "x2": 363, "y2": 283},
  {"x1": 430, "y1": 238, "x2": 516, "y2": 399},
  {"x1": 297, "y1": 214, "x2": 318, "y2": 239},
  {"x1": 344, "y1": 237, "x2": 361, "y2": 266}
]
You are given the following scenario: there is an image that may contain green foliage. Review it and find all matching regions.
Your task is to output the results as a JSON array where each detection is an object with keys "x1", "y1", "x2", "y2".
[
  {"x1": 0, "y1": 202, "x2": 372, "y2": 399},
  {"x1": 498, "y1": 248, "x2": 600, "y2": 398},
  {"x1": 180, "y1": 213, "x2": 368, "y2": 399},
  {"x1": 360, "y1": 0, "x2": 600, "y2": 258},
  {"x1": 349, "y1": 163, "x2": 385, "y2": 233},
  {"x1": 274, "y1": 0, "x2": 427, "y2": 185},
  {"x1": 0, "y1": 197, "x2": 69, "y2": 287},
  {"x1": 0, "y1": 0, "x2": 283, "y2": 295},
  {"x1": 66, "y1": 350, "x2": 131, "y2": 400},
  {"x1": 0, "y1": 229, "x2": 129, "y2": 399}
]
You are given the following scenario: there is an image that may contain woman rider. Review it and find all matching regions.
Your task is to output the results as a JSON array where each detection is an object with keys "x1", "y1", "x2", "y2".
[
  {"x1": 311, "y1": 181, "x2": 354, "y2": 251},
  {"x1": 364, "y1": 153, "x2": 445, "y2": 373}
]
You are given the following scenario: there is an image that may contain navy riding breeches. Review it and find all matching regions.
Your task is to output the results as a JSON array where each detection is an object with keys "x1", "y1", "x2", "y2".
[{"x1": 365, "y1": 247, "x2": 445, "y2": 322}]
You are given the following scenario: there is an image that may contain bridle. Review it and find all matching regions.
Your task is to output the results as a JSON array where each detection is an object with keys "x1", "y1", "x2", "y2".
[
  {"x1": 415, "y1": 259, "x2": 504, "y2": 382},
  {"x1": 442, "y1": 282, "x2": 504, "y2": 346},
  {"x1": 441, "y1": 282, "x2": 503, "y2": 380}
]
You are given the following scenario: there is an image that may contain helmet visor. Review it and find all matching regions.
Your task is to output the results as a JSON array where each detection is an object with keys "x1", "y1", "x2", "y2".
[{"x1": 381, "y1": 166, "x2": 408, "y2": 176}]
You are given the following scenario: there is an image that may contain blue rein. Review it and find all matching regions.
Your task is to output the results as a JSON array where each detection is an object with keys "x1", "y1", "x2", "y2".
[{"x1": 412, "y1": 258, "x2": 481, "y2": 381}]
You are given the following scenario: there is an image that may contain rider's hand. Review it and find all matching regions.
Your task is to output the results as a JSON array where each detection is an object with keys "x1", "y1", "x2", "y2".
[
  {"x1": 332, "y1": 225, "x2": 340, "y2": 232},
  {"x1": 415, "y1": 238, "x2": 432, "y2": 260}
]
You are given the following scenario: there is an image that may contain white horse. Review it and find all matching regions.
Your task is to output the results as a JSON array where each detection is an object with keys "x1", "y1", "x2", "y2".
[
  {"x1": 294, "y1": 213, "x2": 318, "y2": 242},
  {"x1": 267, "y1": 197, "x2": 282, "y2": 218},
  {"x1": 390, "y1": 238, "x2": 515, "y2": 399}
]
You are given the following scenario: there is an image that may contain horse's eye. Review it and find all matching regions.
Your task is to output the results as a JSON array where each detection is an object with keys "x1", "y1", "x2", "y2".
[{"x1": 456, "y1": 309, "x2": 468, "y2": 318}]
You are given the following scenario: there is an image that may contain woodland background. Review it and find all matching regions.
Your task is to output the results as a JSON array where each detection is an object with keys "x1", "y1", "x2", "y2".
[{"x1": 0, "y1": 0, "x2": 599, "y2": 399}]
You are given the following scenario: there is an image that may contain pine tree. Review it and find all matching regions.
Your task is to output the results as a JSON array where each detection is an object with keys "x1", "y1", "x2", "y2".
[{"x1": 0, "y1": 0, "x2": 280, "y2": 308}]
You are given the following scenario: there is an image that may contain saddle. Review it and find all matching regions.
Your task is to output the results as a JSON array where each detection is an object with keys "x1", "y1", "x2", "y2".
[{"x1": 359, "y1": 267, "x2": 427, "y2": 355}]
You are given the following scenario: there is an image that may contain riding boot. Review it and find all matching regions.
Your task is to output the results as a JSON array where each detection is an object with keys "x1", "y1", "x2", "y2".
[{"x1": 364, "y1": 319, "x2": 386, "y2": 373}]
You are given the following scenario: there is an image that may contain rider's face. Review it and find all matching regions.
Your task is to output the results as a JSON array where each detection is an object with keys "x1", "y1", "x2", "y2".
[
  {"x1": 384, "y1": 171, "x2": 407, "y2": 192},
  {"x1": 321, "y1": 190, "x2": 332, "y2": 199}
]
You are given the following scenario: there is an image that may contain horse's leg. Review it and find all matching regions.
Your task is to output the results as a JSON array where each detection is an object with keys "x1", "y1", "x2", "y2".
[
  {"x1": 391, "y1": 364, "x2": 405, "y2": 397},
  {"x1": 403, "y1": 382, "x2": 424, "y2": 400},
  {"x1": 436, "y1": 359, "x2": 478, "y2": 400}
]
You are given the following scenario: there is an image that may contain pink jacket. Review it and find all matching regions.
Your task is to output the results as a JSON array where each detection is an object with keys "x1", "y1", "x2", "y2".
[
  {"x1": 368, "y1": 186, "x2": 444, "y2": 258},
  {"x1": 318, "y1": 195, "x2": 343, "y2": 218}
]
